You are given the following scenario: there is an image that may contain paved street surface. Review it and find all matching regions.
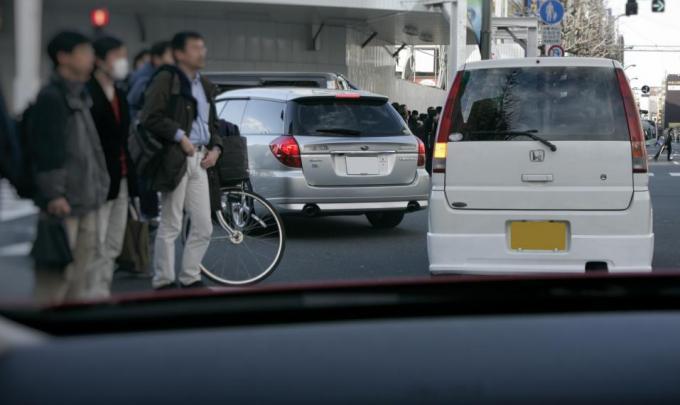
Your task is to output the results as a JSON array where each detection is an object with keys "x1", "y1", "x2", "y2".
[{"x1": 2, "y1": 143, "x2": 680, "y2": 301}]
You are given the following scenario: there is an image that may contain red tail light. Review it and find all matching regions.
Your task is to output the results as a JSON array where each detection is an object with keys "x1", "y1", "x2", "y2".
[
  {"x1": 616, "y1": 68, "x2": 648, "y2": 173},
  {"x1": 270, "y1": 136, "x2": 302, "y2": 168},
  {"x1": 433, "y1": 71, "x2": 464, "y2": 173},
  {"x1": 416, "y1": 138, "x2": 426, "y2": 167}
]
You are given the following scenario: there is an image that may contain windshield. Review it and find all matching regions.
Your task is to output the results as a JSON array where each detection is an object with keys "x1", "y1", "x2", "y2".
[
  {"x1": 289, "y1": 98, "x2": 410, "y2": 136},
  {"x1": 452, "y1": 67, "x2": 630, "y2": 141},
  {"x1": 0, "y1": 0, "x2": 676, "y2": 317}
]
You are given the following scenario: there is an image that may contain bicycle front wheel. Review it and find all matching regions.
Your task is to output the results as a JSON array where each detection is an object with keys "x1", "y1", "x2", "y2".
[{"x1": 200, "y1": 189, "x2": 285, "y2": 286}]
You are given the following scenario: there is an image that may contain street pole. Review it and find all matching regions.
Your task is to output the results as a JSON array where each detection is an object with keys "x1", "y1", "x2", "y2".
[
  {"x1": 442, "y1": 0, "x2": 467, "y2": 89},
  {"x1": 480, "y1": 0, "x2": 492, "y2": 59},
  {"x1": 12, "y1": 0, "x2": 43, "y2": 113}
]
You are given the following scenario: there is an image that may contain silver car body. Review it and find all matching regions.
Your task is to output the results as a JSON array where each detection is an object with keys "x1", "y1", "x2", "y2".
[{"x1": 215, "y1": 87, "x2": 430, "y2": 215}]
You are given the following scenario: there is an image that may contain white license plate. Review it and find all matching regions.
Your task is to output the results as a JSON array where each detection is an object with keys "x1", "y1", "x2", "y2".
[{"x1": 346, "y1": 156, "x2": 379, "y2": 175}]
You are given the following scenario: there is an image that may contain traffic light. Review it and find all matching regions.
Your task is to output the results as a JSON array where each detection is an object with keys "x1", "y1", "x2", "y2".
[
  {"x1": 626, "y1": 0, "x2": 638, "y2": 16},
  {"x1": 90, "y1": 8, "x2": 109, "y2": 29}
]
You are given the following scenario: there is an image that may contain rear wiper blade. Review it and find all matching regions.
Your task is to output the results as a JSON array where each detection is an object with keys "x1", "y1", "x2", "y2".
[
  {"x1": 469, "y1": 130, "x2": 557, "y2": 152},
  {"x1": 315, "y1": 128, "x2": 362, "y2": 135}
]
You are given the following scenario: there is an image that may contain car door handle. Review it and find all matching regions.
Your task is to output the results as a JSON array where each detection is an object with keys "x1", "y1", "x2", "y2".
[{"x1": 522, "y1": 174, "x2": 553, "y2": 182}]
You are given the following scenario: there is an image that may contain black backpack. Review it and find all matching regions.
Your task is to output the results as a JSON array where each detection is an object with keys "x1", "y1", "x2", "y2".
[
  {"x1": 2, "y1": 101, "x2": 37, "y2": 200},
  {"x1": 128, "y1": 69, "x2": 178, "y2": 178}
]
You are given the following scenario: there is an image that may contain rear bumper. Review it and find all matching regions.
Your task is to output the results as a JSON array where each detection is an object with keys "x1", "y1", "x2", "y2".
[
  {"x1": 254, "y1": 169, "x2": 431, "y2": 215},
  {"x1": 427, "y1": 190, "x2": 654, "y2": 274}
]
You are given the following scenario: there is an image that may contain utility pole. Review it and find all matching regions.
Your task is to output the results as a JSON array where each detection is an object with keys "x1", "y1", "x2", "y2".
[{"x1": 480, "y1": 0, "x2": 492, "y2": 59}]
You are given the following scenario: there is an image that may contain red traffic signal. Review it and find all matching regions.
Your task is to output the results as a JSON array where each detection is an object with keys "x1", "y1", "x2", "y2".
[{"x1": 90, "y1": 8, "x2": 110, "y2": 28}]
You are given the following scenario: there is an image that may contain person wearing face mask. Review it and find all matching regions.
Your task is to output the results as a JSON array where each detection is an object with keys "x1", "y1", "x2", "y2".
[{"x1": 86, "y1": 36, "x2": 138, "y2": 298}]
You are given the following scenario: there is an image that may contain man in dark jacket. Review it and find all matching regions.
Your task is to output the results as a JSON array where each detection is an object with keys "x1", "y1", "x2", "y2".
[
  {"x1": 141, "y1": 31, "x2": 223, "y2": 290},
  {"x1": 87, "y1": 36, "x2": 139, "y2": 299},
  {"x1": 33, "y1": 31, "x2": 110, "y2": 303}
]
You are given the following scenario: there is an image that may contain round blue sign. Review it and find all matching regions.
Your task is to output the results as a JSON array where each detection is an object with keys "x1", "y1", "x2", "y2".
[{"x1": 539, "y1": 0, "x2": 565, "y2": 25}]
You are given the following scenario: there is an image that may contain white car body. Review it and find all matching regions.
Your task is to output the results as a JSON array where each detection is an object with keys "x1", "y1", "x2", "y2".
[{"x1": 428, "y1": 57, "x2": 654, "y2": 274}]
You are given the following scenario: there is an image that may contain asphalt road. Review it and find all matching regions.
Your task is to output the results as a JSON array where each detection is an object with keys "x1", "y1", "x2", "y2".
[{"x1": 2, "y1": 143, "x2": 680, "y2": 301}]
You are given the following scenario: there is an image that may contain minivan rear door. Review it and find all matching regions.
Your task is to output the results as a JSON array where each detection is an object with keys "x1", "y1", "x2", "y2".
[
  {"x1": 289, "y1": 96, "x2": 419, "y2": 187},
  {"x1": 443, "y1": 63, "x2": 634, "y2": 210}
]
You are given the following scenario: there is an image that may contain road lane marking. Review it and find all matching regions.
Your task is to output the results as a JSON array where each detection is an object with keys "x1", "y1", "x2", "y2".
[
  {"x1": 648, "y1": 173, "x2": 655, "y2": 176},
  {"x1": 669, "y1": 173, "x2": 680, "y2": 176}
]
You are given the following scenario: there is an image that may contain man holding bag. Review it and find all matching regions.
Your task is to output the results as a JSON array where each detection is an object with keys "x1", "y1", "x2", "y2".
[{"x1": 32, "y1": 31, "x2": 110, "y2": 304}]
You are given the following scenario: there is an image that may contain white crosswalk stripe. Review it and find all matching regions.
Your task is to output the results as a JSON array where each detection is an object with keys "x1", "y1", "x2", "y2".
[
  {"x1": 669, "y1": 173, "x2": 680, "y2": 176},
  {"x1": 0, "y1": 242, "x2": 32, "y2": 257},
  {"x1": 0, "y1": 180, "x2": 37, "y2": 222}
]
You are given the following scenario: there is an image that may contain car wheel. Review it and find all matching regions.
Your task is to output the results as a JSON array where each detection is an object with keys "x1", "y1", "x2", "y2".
[{"x1": 366, "y1": 211, "x2": 405, "y2": 229}]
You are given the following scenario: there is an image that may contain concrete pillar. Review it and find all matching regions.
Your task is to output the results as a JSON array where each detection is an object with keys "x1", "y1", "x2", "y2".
[
  {"x1": 12, "y1": 0, "x2": 42, "y2": 113},
  {"x1": 526, "y1": 26, "x2": 538, "y2": 57},
  {"x1": 442, "y1": 0, "x2": 466, "y2": 89}
]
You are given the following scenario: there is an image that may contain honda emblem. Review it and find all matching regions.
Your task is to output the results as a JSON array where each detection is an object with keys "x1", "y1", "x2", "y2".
[{"x1": 530, "y1": 150, "x2": 545, "y2": 162}]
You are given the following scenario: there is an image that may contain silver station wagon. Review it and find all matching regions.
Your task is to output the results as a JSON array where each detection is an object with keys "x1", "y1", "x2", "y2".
[{"x1": 215, "y1": 88, "x2": 431, "y2": 228}]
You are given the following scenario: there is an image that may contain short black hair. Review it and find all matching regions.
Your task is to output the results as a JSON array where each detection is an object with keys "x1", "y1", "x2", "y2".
[
  {"x1": 171, "y1": 31, "x2": 204, "y2": 52},
  {"x1": 436, "y1": 106, "x2": 442, "y2": 113},
  {"x1": 411, "y1": 110, "x2": 419, "y2": 116},
  {"x1": 93, "y1": 36, "x2": 124, "y2": 60},
  {"x1": 47, "y1": 31, "x2": 91, "y2": 67},
  {"x1": 150, "y1": 41, "x2": 171, "y2": 58},
  {"x1": 133, "y1": 49, "x2": 150, "y2": 65}
]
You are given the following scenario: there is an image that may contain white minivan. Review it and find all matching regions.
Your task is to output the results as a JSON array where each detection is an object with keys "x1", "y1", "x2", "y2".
[{"x1": 428, "y1": 57, "x2": 654, "y2": 274}]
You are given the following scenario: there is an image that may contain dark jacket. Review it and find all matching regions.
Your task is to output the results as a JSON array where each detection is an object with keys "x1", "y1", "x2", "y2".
[
  {"x1": 33, "y1": 73, "x2": 110, "y2": 215},
  {"x1": 87, "y1": 77, "x2": 138, "y2": 200},
  {"x1": 140, "y1": 65, "x2": 223, "y2": 192}
]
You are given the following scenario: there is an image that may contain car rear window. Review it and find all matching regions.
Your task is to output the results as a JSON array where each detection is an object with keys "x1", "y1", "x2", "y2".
[
  {"x1": 289, "y1": 98, "x2": 410, "y2": 136},
  {"x1": 450, "y1": 66, "x2": 629, "y2": 141}
]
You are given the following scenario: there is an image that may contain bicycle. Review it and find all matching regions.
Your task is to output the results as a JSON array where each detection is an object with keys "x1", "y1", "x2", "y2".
[{"x1": 183, "y1": 180, "x2": 286, "y2": 286}]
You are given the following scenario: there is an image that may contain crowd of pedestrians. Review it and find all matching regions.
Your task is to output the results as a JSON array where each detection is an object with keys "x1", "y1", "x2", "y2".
[
  {"x1": 0, "y1": 28, "x2": 223, "y2": 304},
  {"x1": 391, "y1": 102, "x2": 442, "y2": 174}
]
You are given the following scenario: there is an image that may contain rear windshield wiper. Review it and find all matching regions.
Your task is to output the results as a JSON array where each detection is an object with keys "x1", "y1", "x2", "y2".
[
  {"x1": 469, "y1": 130, "x2": 557, "y2": 152},
  {"x1": 315, "y1": 128, "x2": 362, "y2": 136}
]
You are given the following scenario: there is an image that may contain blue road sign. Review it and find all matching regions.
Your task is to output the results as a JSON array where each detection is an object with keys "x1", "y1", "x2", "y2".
[{"x1": 539, "y1": 0, "x2": 564, "y2": 25}]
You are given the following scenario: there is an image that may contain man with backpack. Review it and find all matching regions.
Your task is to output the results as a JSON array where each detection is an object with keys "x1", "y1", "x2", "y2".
[
  {"x1": 140, "y1": 31, "x2": 222, "y2": 290},
  {"x1": 31, "y1": 31, "x2": 110, "y2": 303}
]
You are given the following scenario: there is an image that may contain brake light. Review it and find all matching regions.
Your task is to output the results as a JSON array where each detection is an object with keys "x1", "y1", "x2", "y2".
[
  {"x1": 433, "y1": 71, "x2": 464, "y2": 173},
  {"x1": 335, "y1": 93, "x2": 361, "y2": 99},
  {"x1": 416, "y1": 138, "x2": 426, "y2": 167},
  {"x1": 270, "y1": 136, "x2": 302, "y2": 168},
  {"x1": 616, "y1": 68, "x2": 648, "y2": 173}
]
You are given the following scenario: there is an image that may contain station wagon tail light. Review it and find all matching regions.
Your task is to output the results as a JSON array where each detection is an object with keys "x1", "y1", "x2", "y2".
[
  {"x1": 433, "y1": 71, "x2": 464, "y2": 173},
  {"x1": 416, "y1": 138, "x2": 426, "y2": 167},
  {"x1": 270, "y1": 136, "x2": 302, "y2": 168},
  {"x1": 616, "y1": 68, "x2": 648, "y2": 173},
  {"x1": 335, "y1": 93, "x2": 361, "y2": 99}
]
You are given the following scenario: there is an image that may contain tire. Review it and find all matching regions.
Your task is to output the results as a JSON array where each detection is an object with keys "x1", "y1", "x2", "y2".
[
  {"x1": 366, "y1": 211, "x2": 405, "y2": 229},
  {"x1": 204, "y1": 189, "x2": 285, "y2": 286},
  {"x1": 181, "y1": 188, "x2": 285, "y2": 286}
]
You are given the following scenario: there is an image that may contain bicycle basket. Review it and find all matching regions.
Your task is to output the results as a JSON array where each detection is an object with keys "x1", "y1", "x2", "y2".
[{"x1": 217, "y1": 134, "x2": 250, "y2": 186}]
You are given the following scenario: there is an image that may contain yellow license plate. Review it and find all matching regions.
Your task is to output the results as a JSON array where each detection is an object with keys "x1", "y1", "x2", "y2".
[{"x1": 510, "y1": 221, "x2": 567, "y2": 251}]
